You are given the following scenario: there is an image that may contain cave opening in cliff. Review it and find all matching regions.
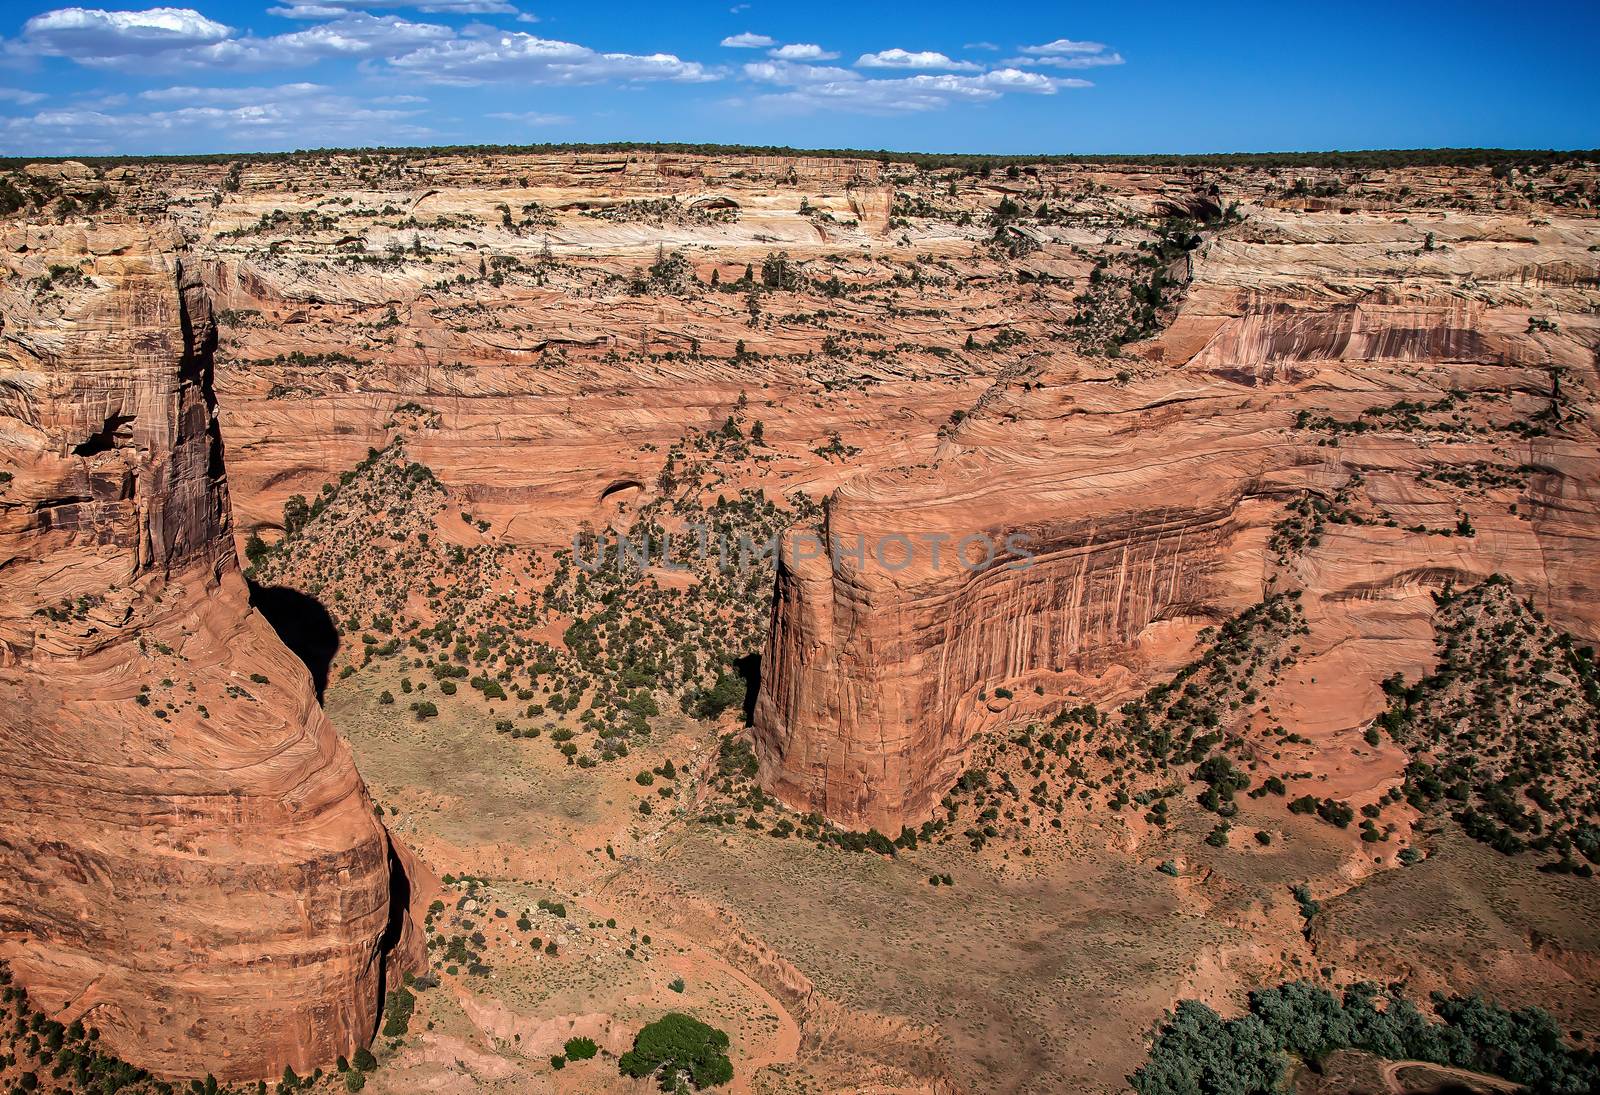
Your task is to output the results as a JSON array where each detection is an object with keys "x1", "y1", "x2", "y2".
[
  {"x1": 598, "y1": 478, "x2": 645, "y2": 503},
  {"x1": 248, "y1": 581, "x2": 340, "y2": 701},
  {"x1": 735, "y1": 651, "x2": 762, "y2": 725},
  {"x1": 72, "y1": 413, "x2": 135, "y2": 456}
]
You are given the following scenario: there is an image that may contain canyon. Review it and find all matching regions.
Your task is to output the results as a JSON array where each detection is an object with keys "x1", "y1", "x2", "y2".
[{"x1": 0, "y1": 148, "x2": 1597, "y2": 1092}]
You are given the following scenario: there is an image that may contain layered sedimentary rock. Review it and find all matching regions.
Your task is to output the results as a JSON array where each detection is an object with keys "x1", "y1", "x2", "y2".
[
  {"x1": 0, "y1": 220, "x2": 426, "y2": 1079},
  {"x1": 754, "y1": 205, "x2": 1600, "y2": 832},
  {"x1": 19, "y1": 152, "x2": 1595, "y2": 845}
]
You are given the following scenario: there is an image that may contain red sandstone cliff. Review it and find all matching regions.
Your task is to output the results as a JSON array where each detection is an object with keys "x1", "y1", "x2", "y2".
[
  {"x1": 0, "y1": 220, "x2": 429, "y2": 1080},
  {"x1": 753, "y1": 227, "x2": 1600, "y2": 833}
]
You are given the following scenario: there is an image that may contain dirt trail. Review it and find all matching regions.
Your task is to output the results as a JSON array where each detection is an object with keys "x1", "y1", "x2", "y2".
[
  {"x1": 1376, "y1": 1058, "x2": 1521, "y2": 1093},
  {"x1": 580, "y1": 883, "x2": 804, "y2": 1092},
  {"x1": 717, "y1": 954, "x2": 803, "y2": 1094}
]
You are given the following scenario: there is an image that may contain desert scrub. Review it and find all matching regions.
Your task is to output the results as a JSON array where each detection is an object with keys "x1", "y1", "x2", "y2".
[{"x1": 1375, "y1": 576, "x2": 1600, "y2": 870}]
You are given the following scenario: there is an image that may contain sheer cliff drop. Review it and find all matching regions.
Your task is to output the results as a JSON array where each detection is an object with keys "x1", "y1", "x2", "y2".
[{"x1": 0, "y1": 222, "x2": 428, "y2": 1080}]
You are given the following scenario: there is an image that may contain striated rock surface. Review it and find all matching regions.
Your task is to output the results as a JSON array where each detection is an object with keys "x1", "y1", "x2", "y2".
[
  {"x1": 0, "y1": 219, "x2": 427, "y2": 1080},
  {"x1": 754, "y1": 202, "x2": 1600, "y2": 832}
]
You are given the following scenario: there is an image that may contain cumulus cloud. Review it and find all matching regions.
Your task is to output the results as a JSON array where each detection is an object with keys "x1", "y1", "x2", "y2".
[
  {"x1": 767, "y1": 42, "x2": 837, "y2": 61},
  {"x1": 1008, "y1": 37, "x2": 1124, "y2": 70},
  {"x1": 743, "y1": 64, "x2": 1072, "y2": 114},
  {"x1": 741, "y1": 60, "x2": 858, "y2": 85},
  {"x1": 855, "y1": 48, "x2": 979, "y2": 72},
  {"x1": 207, "y1": 13, "x2": 452, "y2": 68},
  {"x1": 15, "y1": 7, "x2": 453, "y2": 70},
  {"x1": 0, "y1": 7, "x2": 1114, "y2": 145},
  {"x1": 1018, "y1": 37, "x2": 1108, "y2": 55},
  {"x1": 22, "y1": 6, "x2": 232, "y2": 62},
  {"x1": 384, "y1": 31, "x2": 715, "y2": 86}
]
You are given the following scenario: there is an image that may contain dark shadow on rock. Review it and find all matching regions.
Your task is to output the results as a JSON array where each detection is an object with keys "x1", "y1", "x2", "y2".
[
  {"x1": 248, "y1": 580, "x2": 339, "y2": 701},
  {"x1": 379, "y1": 841, "x2": 411, "y2": 958},
  {"x1": 735, "y1": 651, "x2": 761, "y2": 726}
]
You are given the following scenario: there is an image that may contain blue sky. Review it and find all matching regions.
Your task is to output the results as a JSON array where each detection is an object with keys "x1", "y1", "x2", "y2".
[{"x1": 0, "y1": 0, "x2": 1596, "y2": 156}]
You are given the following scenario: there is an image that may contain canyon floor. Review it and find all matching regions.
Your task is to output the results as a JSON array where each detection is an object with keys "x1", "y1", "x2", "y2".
[{"x1": 319, "y1": 626, "x2": 1600, "y2": 1095}]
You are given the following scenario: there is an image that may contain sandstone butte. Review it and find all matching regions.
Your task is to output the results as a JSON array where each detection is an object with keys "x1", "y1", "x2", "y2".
[
  {"x1": 0, "y1": 149, "x2": 1598, "y2": 1084},
  {"x1": 0, "y1": 219, "x2": 430, "y2": 1081}
]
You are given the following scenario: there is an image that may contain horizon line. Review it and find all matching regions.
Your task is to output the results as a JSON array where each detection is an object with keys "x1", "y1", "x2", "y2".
[{"x1": 5, "y1": 142, "x2": 1599, "y2": 170}]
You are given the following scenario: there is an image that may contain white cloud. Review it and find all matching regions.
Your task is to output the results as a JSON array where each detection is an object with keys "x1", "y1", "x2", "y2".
[
  {"x1": 0, "y1": 87, "x2": 49, "y2": 105},
  {"x1": 138, "y1": 81, "x2": 328, "y2": 103},
  {"x1": 964, "y1": 41, "x2": 999, "y2": 51},
  {"x1": 206, "y1": 13, "x2": 453, "y2": 68},
  {"x1": 384, "y1": 31, "x2": 716, "y2": 85},
  {"x1": 1006, "y1": 50, "x2": 1123, "y2": 69},
  {"x1": 855, "y1": 48, "x2": 979, "y2": 72},
  {"x1": 486, "y1": 109, "x2": 570, "y2": 124},
  {"x1": 1019, "y1": 38, "x2": 1108, "y2": 55},
  {"x1": 277, "y1": 0, "x2": 523, "y2": 12},
  {"x1": 768, "y1": 42, "x2": 837, "y2": 61},
  {"x1": 21, "y1": 7, "x2": 233, "y2": 62},
  {"x1": 742, "y1": 60, "x2": 857, "y2": 85},
  {"x1": 0, "y1": 84, "x2": 431, "y2": 153},
  {"x1": 720, "y1": 32, "x2": 773, "y2": 48},
  {"x1": 15, "y1": 8, "x2": 454, "y2": 70},
  {"x1": 743, "y1": 65, "x2": 1072, "y2": 114},
  {"x1": 980, "y1": 67, "x2": 1074, "y2": 92},
  {"x1": 265, "y1": 4, "x2": 348, "y2": 18}
]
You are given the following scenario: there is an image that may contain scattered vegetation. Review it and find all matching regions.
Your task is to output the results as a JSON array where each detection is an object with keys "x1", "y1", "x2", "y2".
[{"x1": 1376, "y1": 576, "x2": 1600, "y2": 870}]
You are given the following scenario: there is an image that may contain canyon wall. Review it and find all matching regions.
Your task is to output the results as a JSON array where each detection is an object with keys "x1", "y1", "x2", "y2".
[
  {"x1": 0, "y1": 220, "x2": 426, "y2": 1080},
  {"x1": 754, "y1": 211, "x2": 1600, "y2": 832},
  {"x1": 18, "y1": 152, "x2": 1594, "y2": 845}
]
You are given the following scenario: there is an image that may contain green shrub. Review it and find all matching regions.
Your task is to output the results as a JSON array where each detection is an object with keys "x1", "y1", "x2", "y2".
[
  {"x1": 380, "y1": 987, "x2": 414, "y2": 1037},
  {"x1": 618, "y1": 1012, "x2": 733, "y2": 1090},
  {"x1": 1131, "y1": 981, "x2": 1600, "y2": 1095}
]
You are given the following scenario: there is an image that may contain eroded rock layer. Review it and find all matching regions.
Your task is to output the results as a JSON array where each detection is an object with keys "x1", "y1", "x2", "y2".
[
  {"x1": 0, "y1": 221, "x2": 424, "y2": 1080},
  {"x1": 754, "y1": 205, "x2": 1600, "y2": 832}
]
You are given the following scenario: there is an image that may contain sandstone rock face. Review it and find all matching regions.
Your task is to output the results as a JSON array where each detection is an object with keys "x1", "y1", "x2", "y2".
[
  {"x1": 0, "y1": 221, "x2": 425, "y2": 1080},
  {"x1": 754, "y1": 204, "x2": 1600, "y2": 832},
  {"x1": 23, "y1": 151, "x2": 1593, "y2": 849}
]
